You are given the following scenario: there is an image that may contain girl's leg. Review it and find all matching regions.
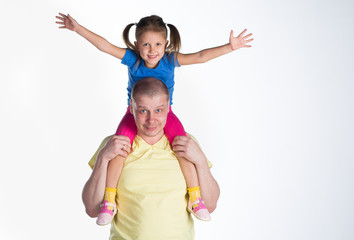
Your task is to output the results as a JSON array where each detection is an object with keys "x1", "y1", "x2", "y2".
[
  {"x1": 164, "y1": 107, "x2": 210, "y2": 221},
  {"x1": 105, "y1": 106, "x2": 136, "y2": 195},
  {"x1": 115, "y1": 106, "x2": 137, "y2": 146},
  {"x1": 164, "y1": 107, "x2": 199, "y2": 187},
  {"x1": 97, "y1": 107, "x2": 136, "y2": 226}
]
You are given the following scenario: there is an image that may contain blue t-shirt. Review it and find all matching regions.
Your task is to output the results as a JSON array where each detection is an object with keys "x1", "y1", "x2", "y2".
[{"x1": 121, "y1": 49, "x2": 180, "y2": 105}]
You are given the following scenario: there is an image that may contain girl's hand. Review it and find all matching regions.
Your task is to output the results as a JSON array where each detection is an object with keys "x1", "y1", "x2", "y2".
[
  {"x1": 55, "y1": 13, "x2": 79, "y2": 31},
  {"x1": 229, "y1": 29, "x2": 254, "y2": 50}
]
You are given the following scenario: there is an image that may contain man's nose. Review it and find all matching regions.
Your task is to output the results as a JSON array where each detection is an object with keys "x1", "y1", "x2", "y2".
[{"x1": 146, "y1": 112, "x2": 155, "y2": 121}]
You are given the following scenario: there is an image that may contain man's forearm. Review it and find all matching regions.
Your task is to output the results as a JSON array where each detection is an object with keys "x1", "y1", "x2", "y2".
[
  {"x1": 172, "y1": 135, "x2": 220, "y2": 212},
  {"x1": 82, "y1": 158, "x2": 108, "y2": 217},
  {"x1": 195, "y1": 159, "x2": 220, "y2": 213}
]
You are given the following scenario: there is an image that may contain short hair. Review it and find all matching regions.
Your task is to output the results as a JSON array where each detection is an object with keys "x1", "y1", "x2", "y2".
[{"x1": 131, "y1": 77, "x2": 169, "y2": 101}]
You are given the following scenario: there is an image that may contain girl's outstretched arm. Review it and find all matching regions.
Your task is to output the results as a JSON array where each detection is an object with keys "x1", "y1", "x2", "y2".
[
  {"x1": 55, "y1": 13, "x2": 126, "y2": 60},
  {"x1": 177, "y1": 29, "x2": 253, "y2": 66}
]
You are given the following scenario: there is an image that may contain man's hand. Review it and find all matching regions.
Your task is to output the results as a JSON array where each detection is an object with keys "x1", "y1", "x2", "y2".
[
  {"x1": 55, "y1": 13, "x2": 79, "y2": 31},
  {"x1": 229, "y1": 29, "x2": 254, "y2": 50},
  {"x1": 172, "y1": 134, "x2": 207, "y2": 166},
  {"x1": 97, "y1": 135, "x2": 131, "y2": 164}
]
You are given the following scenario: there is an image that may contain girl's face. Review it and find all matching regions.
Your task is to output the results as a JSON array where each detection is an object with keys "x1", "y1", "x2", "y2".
[{"x1": 135, "y1": 31, "x2": 168, "y2": 69}]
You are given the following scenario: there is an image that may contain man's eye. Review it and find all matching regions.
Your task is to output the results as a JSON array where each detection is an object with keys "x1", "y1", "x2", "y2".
[
  {"x1": 156, "y1": 109, "x2": 161, "y2": 113},
  {"x1": 140, "y1": 109, "x2": 146, "y2": 113}
]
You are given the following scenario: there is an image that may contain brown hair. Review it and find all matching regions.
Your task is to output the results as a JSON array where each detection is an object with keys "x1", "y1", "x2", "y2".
[
  {"x1": 122, "y1": 15, "x2": 181, "y2": 65},
  {"x1": 131, "y1": 77, "x2": 169, "y2": 101}
]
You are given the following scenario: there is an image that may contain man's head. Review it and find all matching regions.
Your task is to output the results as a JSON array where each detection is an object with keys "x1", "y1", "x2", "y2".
[{"x1": 130, "y1": 77, "x2": 170, "y2": 144}]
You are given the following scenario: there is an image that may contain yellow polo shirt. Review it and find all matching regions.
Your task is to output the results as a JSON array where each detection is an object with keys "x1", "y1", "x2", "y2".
[{"x1": 89, "y1": 135, "x2": 195, "y2": 240}]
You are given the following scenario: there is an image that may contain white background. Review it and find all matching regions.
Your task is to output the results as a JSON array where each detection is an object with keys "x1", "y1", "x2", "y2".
[{"x1": 1, "y1": 0, "x2": 353, "y2": 239}]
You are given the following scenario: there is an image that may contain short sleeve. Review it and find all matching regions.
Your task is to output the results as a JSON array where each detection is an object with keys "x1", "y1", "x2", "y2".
[
  {"x1": 88, "y1": 135, "x2": 114, "y2": 169},
  {"x1": 121, "y1": 48, "x2": 138, "y2": 67},
  {"x1": 167, "y1": 52, "x2": 180, "y2": 67}
]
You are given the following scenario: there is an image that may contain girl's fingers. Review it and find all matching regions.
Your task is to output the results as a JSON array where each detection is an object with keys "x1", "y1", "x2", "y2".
[
  {"x1": 244, "y1": 33, "x2": 253, "y2": 39},
  {"x1": 238, "y1": 29, "x2": 247, "y2": 37},
  {"x1": 55, "y1": 21, "x2": 65, "y2": 25},
  {"x1": 55, "y1": 16, "x2": 64, "y2": 21}
]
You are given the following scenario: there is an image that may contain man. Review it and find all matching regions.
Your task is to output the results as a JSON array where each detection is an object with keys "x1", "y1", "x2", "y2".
[{"x1": 82, "y1": 77, "x2": 220, "y2": 239}]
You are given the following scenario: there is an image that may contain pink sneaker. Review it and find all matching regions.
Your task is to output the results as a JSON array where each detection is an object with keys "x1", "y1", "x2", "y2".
[
  {"x1": 187, "y1": 198, "x2": 211, "y2": 221},
  {"x1": 96, "y1": 201, "x2": 117, "y2": 226}
]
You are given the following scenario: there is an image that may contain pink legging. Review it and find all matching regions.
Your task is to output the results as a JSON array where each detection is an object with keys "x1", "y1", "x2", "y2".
[{"x1": 115, "y1": 106, "x2": 186, "y2": 145}]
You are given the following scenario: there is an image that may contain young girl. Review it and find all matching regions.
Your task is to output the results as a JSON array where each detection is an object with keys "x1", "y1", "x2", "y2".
[{"x1": 56, "y1": 13, "x2": 253, "y2": 225}]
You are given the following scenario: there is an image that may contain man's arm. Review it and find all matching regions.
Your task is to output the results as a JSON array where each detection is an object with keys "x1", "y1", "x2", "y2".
[
  {"x1": 172, "y1": 134, "x2": 220, "y2": 212},
  {"x1": 82, "y1": 135, "x2": 131, "y2": 217},
  {"x1": 194, "y1": 155, "x2": 220, "y2": 213}
]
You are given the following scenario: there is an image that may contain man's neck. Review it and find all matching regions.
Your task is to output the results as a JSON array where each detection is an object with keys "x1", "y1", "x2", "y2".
[{"x1": 137, "y1": 132, "x2": 165, "y2": 145}]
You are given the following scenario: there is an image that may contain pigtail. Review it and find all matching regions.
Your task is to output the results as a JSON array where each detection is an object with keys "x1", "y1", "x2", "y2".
[
  {"x1": 122, "y1": 23, "x2": 136, "y2": 51},
  {"x1": 166, "y1": 23, "x2": 181, "y2": 66}
]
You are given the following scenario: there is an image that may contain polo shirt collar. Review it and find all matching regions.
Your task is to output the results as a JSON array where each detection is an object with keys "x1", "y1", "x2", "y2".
[{"x1": 132, "y1": 135, "x2": 170, "y2": 153}]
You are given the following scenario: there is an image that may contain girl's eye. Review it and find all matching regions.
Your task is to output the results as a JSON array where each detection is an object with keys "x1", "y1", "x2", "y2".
[
  {"x1": 156, "y1": 43, "x2": 162, "y2": 46},
  {"x1": 143, "y1": 43, "x2": 149, "y2": 47}
]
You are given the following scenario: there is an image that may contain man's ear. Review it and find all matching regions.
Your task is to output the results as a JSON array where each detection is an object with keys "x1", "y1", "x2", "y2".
[
  {"x1": 130, "y1": 100, "x2": 133, "y2": 114},
  {"x1": 167, "y1": 99, "x2": 170, "y2": 113}
]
